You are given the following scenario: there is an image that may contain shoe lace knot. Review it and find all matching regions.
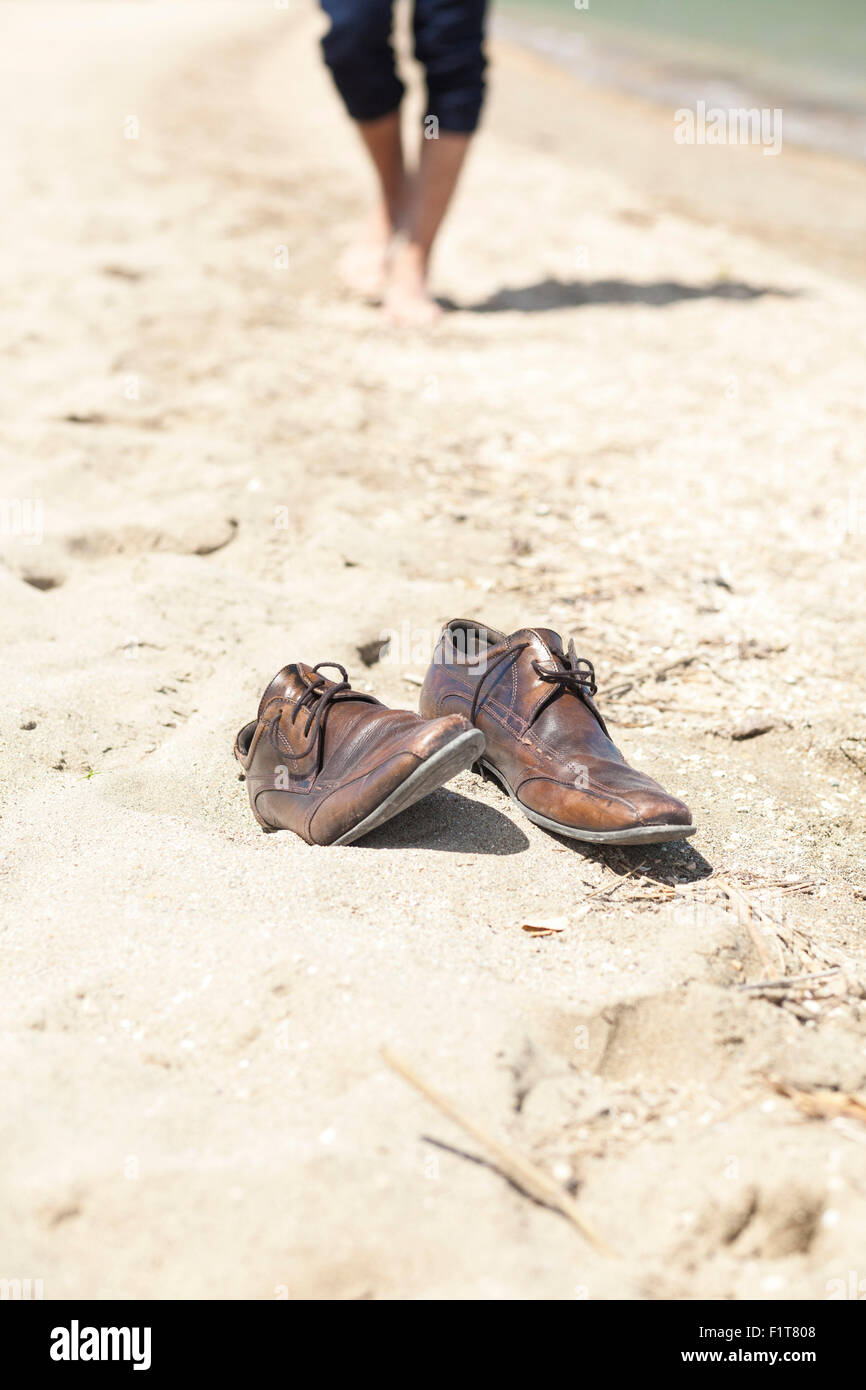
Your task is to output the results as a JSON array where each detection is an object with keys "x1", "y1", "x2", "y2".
[
  {"x1": 284, "y1": 662, "x2": 356, "y2": 775},
  {"x1": 468, "y1": 638, "x2": 607, "y2": 736},
  {"x1": 531, "y1": 639, "x2": 597, "y2": 697}
]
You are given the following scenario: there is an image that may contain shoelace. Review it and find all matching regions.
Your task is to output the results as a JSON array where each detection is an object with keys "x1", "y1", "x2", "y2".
[
  {"x1": 469, "y1": 638, "x2": 607, "y2": 734},
  {"x1": 533, "y1": 638, "x2": 597, "y2": 698},
  {"x1": 286, "y1": 662, "x2": 372, "y2": 776}
]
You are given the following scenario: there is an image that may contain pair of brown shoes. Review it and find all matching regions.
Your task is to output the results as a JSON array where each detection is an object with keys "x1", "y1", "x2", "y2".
[{"x1": 234, "y1": 619, "x2": 695, "y2": 848}]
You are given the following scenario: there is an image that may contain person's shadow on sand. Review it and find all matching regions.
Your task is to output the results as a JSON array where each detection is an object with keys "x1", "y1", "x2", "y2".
[{"x1": 444, "y1": 277, "x2": 800, "y2": 314}]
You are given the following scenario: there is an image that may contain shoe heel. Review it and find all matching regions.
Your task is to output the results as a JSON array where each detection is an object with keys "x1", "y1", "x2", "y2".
[{"x1": 249, "y1": 795, "x2": 279, "y2": 835}]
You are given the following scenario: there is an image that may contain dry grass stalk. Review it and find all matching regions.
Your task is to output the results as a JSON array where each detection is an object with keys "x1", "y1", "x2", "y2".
[
  {"x1": 718, "y1": 879, "x2": 783, "y2": 975},
  {"x1": 715, "y1": 875, "x2": 866, "y2": 999},
  {"x1": 767, "y1": 1076, "x2": 866, "y2": 1126},
  {"x1": 381, "y1": 1046, "x2": 615, "y2": 1257},
  {"x1": 740, "y1": 966, "x2": 842, "y2": 993}
]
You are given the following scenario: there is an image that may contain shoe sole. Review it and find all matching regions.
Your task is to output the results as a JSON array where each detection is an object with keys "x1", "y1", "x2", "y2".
[
  {"x1": 478, "y1": 757, "x2": 696, "y2": 846},
  {"x1": 333, "y1": 728, "x2": 486, "y2": 846}
]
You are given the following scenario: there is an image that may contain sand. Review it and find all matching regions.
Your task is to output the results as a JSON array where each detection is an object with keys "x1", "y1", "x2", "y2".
[{"x1": 2, "y1": 1, "x2": 866, "y2": 1300}]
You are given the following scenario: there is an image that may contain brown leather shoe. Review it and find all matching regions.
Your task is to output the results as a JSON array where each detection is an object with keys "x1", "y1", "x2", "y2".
[
  {"x1": 419, "y1": 621, "x2": 695, "y2": 845},
  {"x1": 234, "y1": 661, "x2": 484, "y2": 845}
]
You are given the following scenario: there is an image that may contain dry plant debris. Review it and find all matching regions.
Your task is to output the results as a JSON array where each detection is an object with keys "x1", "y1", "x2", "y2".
[
  {"x1": 382, "y1": 1046, "x2": 615, "y2": 1256},
  {"x1": 767, "y1": 1076, "x2": 866, "y2": 1127}
]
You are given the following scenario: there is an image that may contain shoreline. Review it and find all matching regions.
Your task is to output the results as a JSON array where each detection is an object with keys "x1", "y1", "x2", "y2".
[
  {"x1": 488, "y1": 32, "x2": 866, "y2": 287},
  {"x1": 495, "y1": 3, "x2": 866, "y2": 166}
]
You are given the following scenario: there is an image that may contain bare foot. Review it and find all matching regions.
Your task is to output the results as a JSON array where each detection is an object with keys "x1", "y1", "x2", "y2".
[
  {"x1": 382, "y1": 240, "x2": 442, "y2": 327},
  {"x1": 338, "y1": 211, "x2": 391, "y2": 301}
]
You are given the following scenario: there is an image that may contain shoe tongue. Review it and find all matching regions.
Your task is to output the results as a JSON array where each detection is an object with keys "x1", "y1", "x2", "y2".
[
  {"x1": 510, "y1": 627, "x2": 565, "y2": 662},
  {"x1": 257, "y1": 662, "x2": 330, "y2": 719},
  {"x1": 510, "y1": 629, "x2": 615, "y2": 754}
]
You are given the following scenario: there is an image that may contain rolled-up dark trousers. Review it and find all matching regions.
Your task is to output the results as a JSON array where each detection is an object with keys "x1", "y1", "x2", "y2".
[{"x1": 320, "y1": 0, "x2": 488, "y2": 134}]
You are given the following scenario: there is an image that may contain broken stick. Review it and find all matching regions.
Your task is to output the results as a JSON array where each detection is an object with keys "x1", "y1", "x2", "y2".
[{"x1": 381, "y1": 1045, "x2": 615, "y2": 1258}]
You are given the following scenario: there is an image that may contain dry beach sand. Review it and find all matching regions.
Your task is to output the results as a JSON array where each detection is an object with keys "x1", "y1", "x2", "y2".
[{"x1": 2, "y1": 1, "x2": 866, "y2": 1299}]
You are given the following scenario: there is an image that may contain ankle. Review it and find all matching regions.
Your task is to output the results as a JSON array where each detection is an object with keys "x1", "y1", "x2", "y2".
[{"x1": 390, "y1": 234, "x2": 429, "y2": 275}]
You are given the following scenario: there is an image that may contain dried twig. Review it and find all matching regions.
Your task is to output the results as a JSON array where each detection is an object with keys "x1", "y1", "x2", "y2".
[
  {"x1": 767, "y1": 1076, "x2": 866, "y2": 1126},
  {"x1": 716, "y1": 878, "x2": 866, "y2": 1010},
  {"x1": 718, "y1": 880, "x2": 783, "y2": 975},
  {"x1": 602, "y1": 655, "x2": 697, "y2": 701},
  {"x1": 739, "y1": 967, "x2": 842, "y2": 993},
  {"x1": 381, "y1": 1046, "x2": 615, "y2": 1257},
  {"x1": 586, "y1": 865, "x2": 643, "y2": 901},
  {"x1": 840, "y1": 739, "x2": 866, "y2": 776}
]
